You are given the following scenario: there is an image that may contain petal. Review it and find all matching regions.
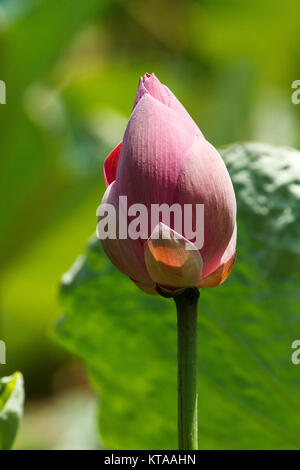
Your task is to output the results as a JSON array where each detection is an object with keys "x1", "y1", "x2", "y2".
[
  {"x1": 117, "y1": 94, "x2": 194, "y2": 210},
  {"x1": 103, "y1": 142, "x2": 122, "y2": 187},
  {"x1": 98, "y1": 181, "x2": 153, "y2": 284},
  {"x1": 197, "y1": 224, "x2": 237, "y2": 287},
  {"x1": 173, "y1": 135, "x2": 236, "y2": 277},
  {"x1": 131, "y1": 279, "x2": 157, "y2": 295},
  {"x1": 132, "y1": 76, "x2": 148, "y2": 110},
  {"x1": 144, "y1": 223, "x2": 203, "y2": 288}
]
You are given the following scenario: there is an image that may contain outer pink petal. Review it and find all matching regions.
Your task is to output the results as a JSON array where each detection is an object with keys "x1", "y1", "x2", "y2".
[
  {"x1": 98, "y1": 181, "x2": 153, "y2": 284},
  {"x1": 116, "y1": 94, "x2": 194, "y2": 210},
  {"x1": 144, "y1": 223, "x2": 203, "y2": 288},
  {"x1": 132, "y1": 76, "x2": 148, "y2": 109},
  {"x1": 173, "y1": 135, "x2": 236, "y2": 277},
  {"x1": 103, "y1": 142, "x2": 122, "y2": 187}
]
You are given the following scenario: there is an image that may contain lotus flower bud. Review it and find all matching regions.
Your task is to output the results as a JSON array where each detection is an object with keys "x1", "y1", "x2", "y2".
[{"x1": 98, "y1": 73, "x2": 236, "y2": 294}]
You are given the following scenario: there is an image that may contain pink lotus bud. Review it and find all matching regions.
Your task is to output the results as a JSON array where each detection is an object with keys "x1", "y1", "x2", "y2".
[{"x1": 99, "y1": 73, "x2": 236, "y2": 294}]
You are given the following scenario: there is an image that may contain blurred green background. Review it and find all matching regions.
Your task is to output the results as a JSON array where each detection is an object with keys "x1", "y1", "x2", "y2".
[{"x1": 1, "y1": 0, "x2": 300, "y2": 449}]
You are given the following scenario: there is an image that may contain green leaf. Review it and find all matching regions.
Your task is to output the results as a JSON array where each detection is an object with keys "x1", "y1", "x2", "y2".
[
  {"x1": 0, "y1": 372, "x2": 24, "y2": 450},
  {"x1": 56, "y1": 143, "x2": 300, "y2": 449}
]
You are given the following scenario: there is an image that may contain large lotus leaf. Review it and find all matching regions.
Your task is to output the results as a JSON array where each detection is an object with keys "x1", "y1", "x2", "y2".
[{"x1": 56, "y1": 143, "x2": 300, "y2": 449}]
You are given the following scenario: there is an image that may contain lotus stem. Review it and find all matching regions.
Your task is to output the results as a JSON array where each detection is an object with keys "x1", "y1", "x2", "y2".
[{"x1": 174, "y1": 287, "x2": 199, "y2": 450}]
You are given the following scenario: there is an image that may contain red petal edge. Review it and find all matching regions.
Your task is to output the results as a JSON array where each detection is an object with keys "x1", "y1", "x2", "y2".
[{"x1": 103, "y1": 142, "x2": 122, "y2": 187}]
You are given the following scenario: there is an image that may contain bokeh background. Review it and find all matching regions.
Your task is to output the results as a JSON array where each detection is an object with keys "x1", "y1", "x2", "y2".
[{"x1": 1, "y1": 0, "x2": 300, "y2": 449}]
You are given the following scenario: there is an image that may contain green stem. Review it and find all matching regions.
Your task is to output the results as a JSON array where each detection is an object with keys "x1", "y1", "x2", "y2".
[{"x1": 174, "y1": 288, "x2": 199, "y2": 450}]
